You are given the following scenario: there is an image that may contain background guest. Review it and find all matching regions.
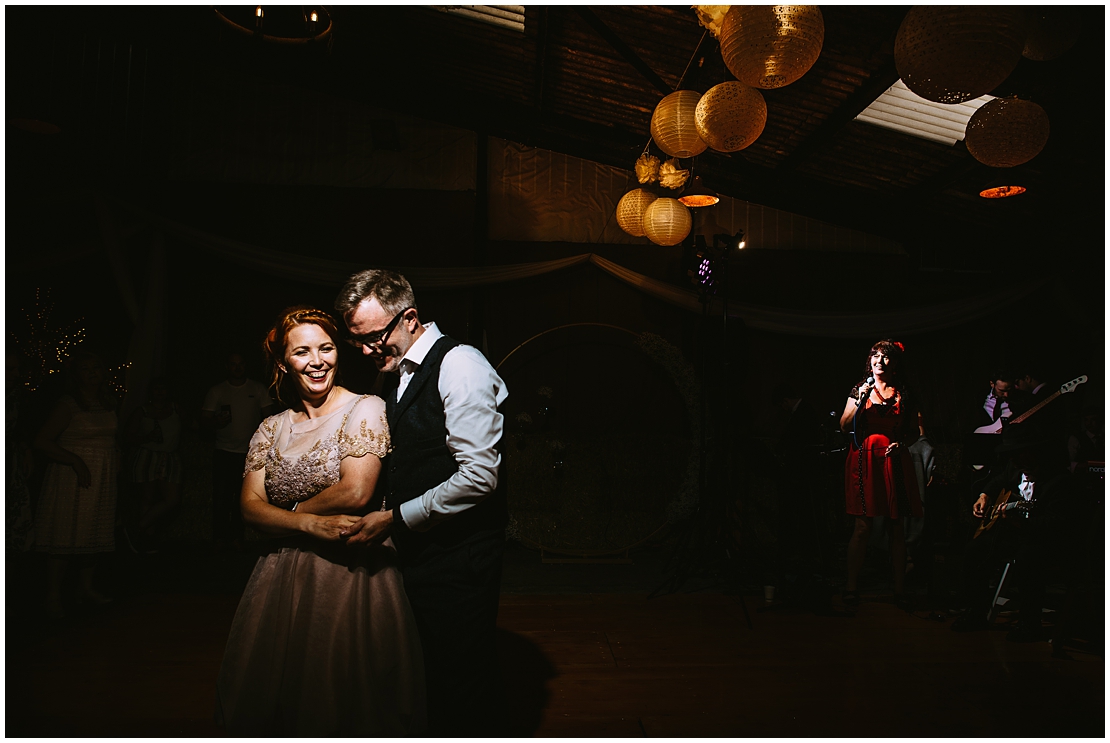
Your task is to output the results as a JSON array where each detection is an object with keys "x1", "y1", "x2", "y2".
[
  {"x1": 201, "y1": 353, "x2": 273, "y2": 551},
  {"x1": 123, "y1": 376, "x2": 183, "y2": 553},
  {"x1": 7, "y1": 351, "x2": 35, "y2": 554},
  {"x1": 33, "y1": 350, "x2": 120, "y2": 619}
]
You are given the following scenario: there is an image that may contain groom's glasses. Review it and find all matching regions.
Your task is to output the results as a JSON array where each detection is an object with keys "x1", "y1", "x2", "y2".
[{"x1": 346, "y1": 307, "x2": 411, "y2": 349}]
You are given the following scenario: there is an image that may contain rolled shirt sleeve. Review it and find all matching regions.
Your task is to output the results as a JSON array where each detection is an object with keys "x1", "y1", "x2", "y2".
[{"x1": 398, "y1": 345, "x2": 508, "y2": 531}]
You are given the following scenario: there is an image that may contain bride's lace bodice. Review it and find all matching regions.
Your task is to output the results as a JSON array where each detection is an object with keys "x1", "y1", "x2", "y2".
[{"x1": 244, "y1": 393, "x2": 390, "y2": 509}]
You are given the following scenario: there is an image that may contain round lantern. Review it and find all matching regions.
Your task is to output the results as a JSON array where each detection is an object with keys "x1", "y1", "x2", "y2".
[
  {"x1": 642, "y1": 198, "x2": 692, "y2": 246},
  {"x1": 695, "y1": 81, "x2": 767, "y2": 152},
  {"x1": 965, "y1": 97, "x2": 1050, "y2": 168},
  {"x1": 650, "y1": 91, "x2": 708, "y2": 158},
  {"x1": 719, "y1": 6, "x2": 825, "y2": 89},
  {"x1": 1023, "y1": 8, "x2": 1080, "y2": 61},
  {"x1": 616, "y1": 188, "x2": 659, "y2": 237},
  {"x1": 894, "y1": 6, "x2": 1027, "y2": 104}
]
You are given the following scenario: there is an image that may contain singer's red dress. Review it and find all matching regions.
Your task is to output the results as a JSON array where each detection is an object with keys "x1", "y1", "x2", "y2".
[{"x1": 844, "y1": 387, "x2": 922, "y2": 518}]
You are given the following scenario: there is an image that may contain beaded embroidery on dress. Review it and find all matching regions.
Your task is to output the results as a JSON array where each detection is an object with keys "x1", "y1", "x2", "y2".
[{"x1": 244, "y1": 394, "x2": 391, "y2": 509}]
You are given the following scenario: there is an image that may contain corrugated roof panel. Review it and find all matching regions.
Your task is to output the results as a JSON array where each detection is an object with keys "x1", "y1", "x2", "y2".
[
  {"x1": 431, "y1": 5, "x2": 525, "y2": 33},
  {"x1": 855, "y1": 80, "x2": 992, "y2": 145}
]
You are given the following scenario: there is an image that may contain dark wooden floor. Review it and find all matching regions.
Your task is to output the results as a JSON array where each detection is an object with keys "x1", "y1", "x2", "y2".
[{"x1": 6, "y1": 577, "x2": 1104, "y2": 737}]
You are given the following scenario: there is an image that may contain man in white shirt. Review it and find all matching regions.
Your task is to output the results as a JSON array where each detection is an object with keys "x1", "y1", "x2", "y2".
[
  {"x1": 201, "y1": 353, "x2": 273, "y2": 550},
  {"x1": 336, "y1": 269, "x2": 508, "y2": 736}
]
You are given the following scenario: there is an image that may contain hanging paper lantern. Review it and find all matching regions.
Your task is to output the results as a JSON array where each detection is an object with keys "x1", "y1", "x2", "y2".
[
  {"x1": 1023, "y1": 7, "x2": 1080, "y2": 61},
  {"x1": 695, "y1": 81, "x2": 767, "y2": 152},
  {"x1": 616, "y1": 189, "x2": 659, "y2": 237},
  {"x1": 894, "y1": 6, "x2": 1027, "y2": 104},
  {"x1": 719, "y1": 6, "x2": 825, "y2": 89},
  {"x1": 650, "y1": 91, "x2": 708, "y2": 159},
  {"x1": 965, "y1": 97, "x2": 1050, "y2": 168},
  {"x1": 642, "y1": 198, "x2": 692, "y2": 246}
]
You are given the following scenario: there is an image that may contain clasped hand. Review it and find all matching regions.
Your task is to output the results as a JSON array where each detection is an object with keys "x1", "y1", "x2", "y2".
[
  {"x1": 883, "y1": 441, "x2": 900, "y2": 458},
  {"x1": 339, "y1": 510, "x2": 393, "y2": 546},
  {"x1": 306, "y1": 514, "x2": 362, "y2": 542}
]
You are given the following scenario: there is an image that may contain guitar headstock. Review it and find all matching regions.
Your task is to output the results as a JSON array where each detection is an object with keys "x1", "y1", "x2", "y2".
[{"x1": 1060, "y1": 375, "x2": 1089, "y2": 395}]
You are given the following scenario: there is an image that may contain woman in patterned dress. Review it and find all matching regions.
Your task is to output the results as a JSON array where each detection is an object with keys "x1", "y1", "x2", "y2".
[
  {"x1": 838, "y1": 339, "x2": 921, "y2": 608},
  {"x1": 215, "y1": 306, "x2": 425, "y2": 735},
  {"x1": 34, "y1": 350, "x2": 120, "y2": 619}
]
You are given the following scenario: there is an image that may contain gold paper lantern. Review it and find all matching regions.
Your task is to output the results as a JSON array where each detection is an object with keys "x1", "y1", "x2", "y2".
[
  {"x1": 650, "y1": 91, "x2": 708, "y2": 158},
  {"x1": 642, "y1": 198, "x2": 692, "y2": 246},
  {"x1": 695, "y1": 81, "x2": 767, "y2": 152},
  {"x1": 616, "y1": 188, "x2": 659, "y2": 237},
  {"x1": 1023, "y1": 7, "x2": 1080, "y2": 61},
  {"x1": 894, "y1": 6, "x2": 1027, "y2": 104},
  {"x1": 965, "y1": 97, "x2": 1050, "y2": 168},
  {"x1": 719, "y1": 6, "x2": 825, "y2": 89}
]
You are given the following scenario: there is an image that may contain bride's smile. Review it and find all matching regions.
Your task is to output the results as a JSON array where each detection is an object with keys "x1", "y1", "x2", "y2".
[{"x1": 284, "y1": 324, "x2": 338, "y2": 402}]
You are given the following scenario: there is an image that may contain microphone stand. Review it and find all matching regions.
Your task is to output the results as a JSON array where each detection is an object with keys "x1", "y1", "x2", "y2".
[{"x1": 649, "y1": 233, "x2": 753, "y2": 630}]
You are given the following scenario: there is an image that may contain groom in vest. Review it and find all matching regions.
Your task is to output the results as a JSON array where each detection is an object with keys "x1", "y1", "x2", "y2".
[{"x1": 336, "y1": 269, "x2": 508, "y2": 736}]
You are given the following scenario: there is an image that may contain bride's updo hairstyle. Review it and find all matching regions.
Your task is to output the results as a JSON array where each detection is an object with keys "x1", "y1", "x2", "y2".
[{"x1": 262, "y1": 306, "x2": 342, "y2": 405}]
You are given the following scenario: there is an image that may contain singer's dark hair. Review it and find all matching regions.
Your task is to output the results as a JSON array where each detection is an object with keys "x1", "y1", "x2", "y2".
[
  {"x1": 850, "y1": 339, "x2": 906, "y2": 400},
  {"x1": 861, "y1": 339, "x2": 904, "y2": 378}
]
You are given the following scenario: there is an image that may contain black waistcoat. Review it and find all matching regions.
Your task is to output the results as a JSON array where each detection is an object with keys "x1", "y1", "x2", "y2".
[{"x1": 382, "y1": 335, "x2": 507, "y2": 560}]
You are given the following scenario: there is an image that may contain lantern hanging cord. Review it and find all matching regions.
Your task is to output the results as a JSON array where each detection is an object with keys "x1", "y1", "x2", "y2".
[
  {"x1": 642, "y1": 30, "x2": 709, "y2": 159},
  {"x1": 675, "y1": 30, "x2": 710, "y2": 91}
]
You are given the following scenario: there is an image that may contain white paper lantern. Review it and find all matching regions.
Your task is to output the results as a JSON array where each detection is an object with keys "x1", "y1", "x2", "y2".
[
  {"x1": 642, "y1": 198, "x2": 692, "y2": 246},
  {"x1": 650, "y1": 91, "x2": 708, "y2": 158},
  {"x1": 616, "y1": 189, "x2": 659, "y2": 237},
  {"x1": 965, "y1": 97, "x2": 1050, "y2": 168},
  {"x1": 720, "y1": 5, "x2": 825, "y2": 89},
  {"x1": 695, "y1": 81, "x2": 767, "y2": 152},
  {"x1": 895, "y1": 6, "x2": 1027, "y2": 104}
]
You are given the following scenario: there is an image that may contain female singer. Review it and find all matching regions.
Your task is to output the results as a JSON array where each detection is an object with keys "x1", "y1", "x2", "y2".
[{"x1": 839, "y1": 339, "x2": 922, "y2": 609}]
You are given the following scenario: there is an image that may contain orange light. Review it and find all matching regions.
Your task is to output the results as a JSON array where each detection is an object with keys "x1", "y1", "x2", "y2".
[
  {"x1": 255, "y1": 6, "x2": 263, "y2": 18},
  {"x1": 979, "y1": 185, "x2": 1027, "y2": 199},
  {"x1": 678, "y1": 194, "x2": 720, "y2": 207},
  {"x1": 310, "y1": 11, "x2": 318, "y2": 22}
]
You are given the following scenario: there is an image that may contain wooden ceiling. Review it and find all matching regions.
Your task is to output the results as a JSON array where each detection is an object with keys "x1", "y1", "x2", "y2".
[{"x1": 6, "y1": 5, "x2": 1106, "y2": 269}]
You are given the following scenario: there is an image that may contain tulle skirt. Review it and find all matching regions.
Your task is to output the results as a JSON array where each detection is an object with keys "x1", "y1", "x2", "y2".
[{"x1": 215, "y1": 537, "x2": 426, "y2": 736}]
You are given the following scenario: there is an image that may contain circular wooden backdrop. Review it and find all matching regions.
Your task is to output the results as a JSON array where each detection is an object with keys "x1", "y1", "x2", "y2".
[{"x1": 496, "y1": 324, "x2": 692, "y2": 555}]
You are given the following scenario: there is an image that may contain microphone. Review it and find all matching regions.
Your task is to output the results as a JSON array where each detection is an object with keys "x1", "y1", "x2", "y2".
[{"x1": 858, "y1": 375, "x2": 875, "y2": 406}]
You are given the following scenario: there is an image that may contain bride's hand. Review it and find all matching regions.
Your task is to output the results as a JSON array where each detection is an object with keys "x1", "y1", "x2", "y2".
[{"x1": 304, "y1": 514, "x2": 361, "y2": 542}]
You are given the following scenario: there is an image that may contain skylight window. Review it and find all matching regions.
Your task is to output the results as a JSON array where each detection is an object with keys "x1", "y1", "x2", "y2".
[
  {"x1": 855, "y1": 80, "x2": 993, "y2": 146},
  {"x1": 431, "y1": 5, "x2": 525, "y2": 33}
]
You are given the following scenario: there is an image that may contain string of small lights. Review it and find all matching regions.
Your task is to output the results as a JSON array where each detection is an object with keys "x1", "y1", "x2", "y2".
[
  {"x1": 108, "y1": 362, "x2": 132, "y2": 398},
  {"x1": 10, "y1": 288, "x2": 87, "y2": 392}
]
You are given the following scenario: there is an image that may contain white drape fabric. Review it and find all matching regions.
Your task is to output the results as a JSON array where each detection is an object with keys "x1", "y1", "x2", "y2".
[{"x1": 102, "y1": 202, "x2": 1046, "y2": 339}]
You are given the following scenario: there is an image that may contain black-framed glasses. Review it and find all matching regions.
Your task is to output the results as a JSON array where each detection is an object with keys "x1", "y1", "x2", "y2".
[{"x1": 346, "y1": 307, "x2": 411, "y2": 349}]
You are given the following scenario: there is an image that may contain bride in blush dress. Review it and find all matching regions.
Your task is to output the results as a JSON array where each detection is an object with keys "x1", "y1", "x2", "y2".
[{"x1": 215, "y1": 306, "x2": 425, "y2": 735}]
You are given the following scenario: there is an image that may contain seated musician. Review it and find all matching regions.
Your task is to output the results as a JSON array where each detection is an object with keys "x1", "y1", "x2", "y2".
[{"x1": 951, "y1": 424, "x2": 1075, "y2": 642}]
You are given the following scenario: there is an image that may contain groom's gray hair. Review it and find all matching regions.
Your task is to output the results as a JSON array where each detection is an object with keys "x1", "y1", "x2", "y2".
[{"x1": 334, "y1": 269, "x2": 416, "y2": 318}]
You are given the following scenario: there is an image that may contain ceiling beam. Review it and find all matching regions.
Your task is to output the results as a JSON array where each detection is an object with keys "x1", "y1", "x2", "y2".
[
  {"x1": 573, "y1": 7, "x2": 673, "y2": 96},
  {"x1": 775, "y1": 58, "x2": 901, "y2": 173}
]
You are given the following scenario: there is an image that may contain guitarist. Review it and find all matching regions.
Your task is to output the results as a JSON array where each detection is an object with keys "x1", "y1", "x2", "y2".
[
  {"x1": 951, "y1": 424, "x2": 1076, "y2": 641},
  {"x1": 965, "y1": 371, "x2": 1014, "y2": 472}
]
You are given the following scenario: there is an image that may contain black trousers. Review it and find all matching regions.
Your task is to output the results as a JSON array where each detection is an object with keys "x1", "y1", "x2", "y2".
[
  {"x1": 400, "y1": 530, "x2": 505, "y2": 737},
  {"x1": 211, "y1": 449, "x2": 246, "y2": 544}
]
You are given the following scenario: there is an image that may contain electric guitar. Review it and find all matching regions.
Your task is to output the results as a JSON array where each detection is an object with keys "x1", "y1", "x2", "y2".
[
  {"x1": 973, "y1": 488, "x2": 1033, "y2": 539},
  {"x1": 973, "y1": 375, "x2": 1088, "y2": 435}
]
